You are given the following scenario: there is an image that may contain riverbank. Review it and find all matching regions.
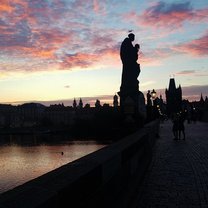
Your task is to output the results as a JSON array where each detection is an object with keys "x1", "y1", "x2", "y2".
[{"x1": 0, "y1": 120, "x2": 144, "y2": 142}]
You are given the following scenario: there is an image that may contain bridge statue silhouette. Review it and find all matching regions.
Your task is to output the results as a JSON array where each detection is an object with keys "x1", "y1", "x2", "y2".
[{"x1": 118, "y1": 33, "x2": 146, "y2": 126}]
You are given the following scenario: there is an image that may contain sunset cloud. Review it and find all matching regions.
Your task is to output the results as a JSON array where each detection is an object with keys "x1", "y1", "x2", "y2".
[
  {"x1": 60, "y1": 45, "x2": 119, "y2": 70},
  {"x1": 93, "y1": 0, "x2": 100, "y2": 13},
  {"x1": 0, "y1": 1, "x2": 14, "y2": 13},
  {"x1": 0, "y1": 0, "x2": 207, "y2": 103},
  {"x1": 139, "y1": 47, "x2": 174, "y2": 66},
  {"x1": 173, "y1": 31, "x2": 208, "y2": 56},
  {"x1": 126, "y1": 1, "x2": 208, "y2": 30},
  {"x1": 176, "y1": 69, "x2": 208, "y2": 77},
  {"x1": 176, "y1": 70, "x2": 196, "y2": 75},
  {"x1": 61, "y1": 52, "x2": 99, "y2": 69},
  {"x1": 181, "y1": 85, "x2": 208, "y2": 101}
]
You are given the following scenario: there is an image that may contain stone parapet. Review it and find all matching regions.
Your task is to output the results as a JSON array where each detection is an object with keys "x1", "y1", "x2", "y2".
[{"x1": 0, "y1": 120, "x2": 160, "y2": 208}]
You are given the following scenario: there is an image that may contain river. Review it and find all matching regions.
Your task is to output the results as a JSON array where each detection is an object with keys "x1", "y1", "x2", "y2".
[{"x1": 0, "y1": 134, "x2": 107, "y2": 194}]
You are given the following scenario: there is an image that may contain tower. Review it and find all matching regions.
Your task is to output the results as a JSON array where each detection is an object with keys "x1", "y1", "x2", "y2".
[{"x1": 165, "y1": 78, "x2": 182, "y2": 116}]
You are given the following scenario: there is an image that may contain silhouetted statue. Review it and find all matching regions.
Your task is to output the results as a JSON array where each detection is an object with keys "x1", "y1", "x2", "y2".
[
  {"x1": 95, "y1": 99, "x2": 101, "y2": 108},
  {"x1": 113, "y1": 94, "x2": 119, "y2": 107},
  {"x1": 134, "y1": 43, "x2": 141, "y2": 79},
  {"x1": 120, "y1": 33, "x2": 141, "y2": 96},
  {"x1": 147, "y1": 90, "x2": 151, "y2": 107},
  {"x1": 118, "y1": 33, "x2": 146, "y2": 123}
]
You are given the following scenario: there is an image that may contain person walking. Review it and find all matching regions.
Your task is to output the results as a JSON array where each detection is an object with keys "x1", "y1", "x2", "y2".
[
  {"x1": 178, "y1": 113, "x2": 185, "y2": 140},
  {"x1": 172, "y1": 113, "x2": 179, "y2": 140}
]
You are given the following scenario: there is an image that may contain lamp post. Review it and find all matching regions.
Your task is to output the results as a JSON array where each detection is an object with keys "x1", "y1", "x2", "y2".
[
  {"x1": 151, "y1": 89, "x2": 157, "y2": 106},
  {"x1": 150, "y1": 89, "x2": 157, "y2": 119}
]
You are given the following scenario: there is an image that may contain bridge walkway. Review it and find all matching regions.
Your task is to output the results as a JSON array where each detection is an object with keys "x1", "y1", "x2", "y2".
[{"x1": 132, "y1": 120, "x2": 208, "y2": 208}]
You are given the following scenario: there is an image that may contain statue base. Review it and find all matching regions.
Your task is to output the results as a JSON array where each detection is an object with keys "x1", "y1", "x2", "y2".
[{"x1": 118, "y1": 90, "x2": 146, "y2": 126}]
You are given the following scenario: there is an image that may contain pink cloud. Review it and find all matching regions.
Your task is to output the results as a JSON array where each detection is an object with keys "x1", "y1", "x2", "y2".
[
  {"x1": 126, "y1": 2, "x2": 208, "y2": 30},
  {"x1": 0, "y1": 1, "x2": 14, "y2": 13},
  {"x1": 181, "y1": 85, "x2": 208, "y2": 101},
  {"x1": 61, "y1": 52, "x2": 99, "y2": 69},
  {"x1": 0, "y1": 27, "x2": 72, "y2": 59},
  {"x1": 174, "y1": 31, "x2": 208, "y2": 56},
  {"x1": 93, "y1": 0, "x2": 100, "y2": 13},
  {"x1": 139, "y1": 48, "x2": 174, "y2": 66},
  {"x1": 176, "y1": 70, "x2": 196, "y2": 75},
  {"x1": 176, "y1": 69, "x2": 208, "y2": 77},
  {"x1": 60, "y1": 46, "x2": 120, "y2": 70}
]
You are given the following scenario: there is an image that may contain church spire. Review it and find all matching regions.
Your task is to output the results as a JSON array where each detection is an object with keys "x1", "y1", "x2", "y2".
[
  {"x1": 200, "y1": 93, "x2": 204, "y2": 103},
  {"x1": 73, "y1": 98, "x2": 77, "y2": 108},
  {"x1": 78, "y1": 98, "x2": 83, "y2": 108}
]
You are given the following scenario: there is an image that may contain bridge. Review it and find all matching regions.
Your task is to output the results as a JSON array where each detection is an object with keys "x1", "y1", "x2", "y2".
[
  {"x1": 132, "y1": 120, "x2": 208, "y2": 207},
  {"x1": 0, "y1": 120, "x2": 208, "y2": 207}
]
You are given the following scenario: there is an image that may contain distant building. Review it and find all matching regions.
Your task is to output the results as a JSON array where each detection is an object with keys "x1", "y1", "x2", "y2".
[
  {"x1": 165, "y1": 78, "x2": 182, "y2": 116},
  {"x1": 44, "y1": 104, "x2": 75, "y2": 126},
  {"x1": 191, "y1": 93, "x2": 208, "y2": 122}
]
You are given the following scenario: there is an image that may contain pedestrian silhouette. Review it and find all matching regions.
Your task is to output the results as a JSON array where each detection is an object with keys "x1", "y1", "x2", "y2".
[
  {"x1": 178, "y1": 113, "x2": 185, "y2": 140},
  {"x1": 172, "y1": 113, "x2": 179, "y2": 140}
]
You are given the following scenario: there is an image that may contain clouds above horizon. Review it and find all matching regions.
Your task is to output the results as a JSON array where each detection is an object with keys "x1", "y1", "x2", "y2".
[
  {"x1": 0, "y1": 0, "x2": 207, "y2": 75},
  {"x1": 176, "y1": 69, "x2": 208, "y2": 77},
  {"x1": 127, "y1": 1, "x2": 208, "y2": 30},
  {"x1": 0, "y1": 0, "x2": 207, "y2": 104},
  {"x1": 174, "y1": 30, "x2": 208, "y2": 56}
]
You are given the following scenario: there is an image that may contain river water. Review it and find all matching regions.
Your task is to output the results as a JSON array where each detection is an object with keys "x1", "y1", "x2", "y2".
[{"x1": 0, "y1": 135, "x2": 107, "y2": 194}]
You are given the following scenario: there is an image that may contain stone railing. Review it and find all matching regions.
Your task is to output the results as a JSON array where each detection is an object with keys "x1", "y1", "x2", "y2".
[{"x1": 0, "y1": 120, "x2": 160, "y2": 208}]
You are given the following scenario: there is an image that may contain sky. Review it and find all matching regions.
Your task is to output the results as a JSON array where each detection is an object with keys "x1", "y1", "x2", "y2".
[{"x1": 0, "y1": 0, "x2": 208, "y2": 106}]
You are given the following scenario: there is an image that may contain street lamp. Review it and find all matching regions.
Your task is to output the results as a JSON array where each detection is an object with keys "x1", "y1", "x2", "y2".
[
  {"x1": 151, "y1": 89, "x2": 156, "y2": 99},
  {"x1": 151, "y1": 89, "x2": 157, "y2": 106},
  {"x1": 150, "y1": 89, "x2": 159, "y2": 120}
]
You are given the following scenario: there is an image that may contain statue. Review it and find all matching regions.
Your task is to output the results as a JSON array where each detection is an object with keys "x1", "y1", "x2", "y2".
[
  {"x1": 118, "y1": 33, "x2": 146, "y2": 124},
  {"x1": 147, "y1": 90, "x2": 152, "y2": 107},
  {"x1": 120, "y1": 33, "x2": 140, "y2": 94}
]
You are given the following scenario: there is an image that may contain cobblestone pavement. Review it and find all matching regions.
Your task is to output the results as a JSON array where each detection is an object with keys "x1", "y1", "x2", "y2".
[{"x1": 132, "y1": 120, "x2": 208, "y2": 208}]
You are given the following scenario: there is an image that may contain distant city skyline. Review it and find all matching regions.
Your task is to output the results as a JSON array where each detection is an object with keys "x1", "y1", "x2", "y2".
[
  {"x1": 2, "y1": 83, "x2": 207, "y2": 107},
  {"x1": 0, "y1": 0, "x2": 207, "y2": 105}
]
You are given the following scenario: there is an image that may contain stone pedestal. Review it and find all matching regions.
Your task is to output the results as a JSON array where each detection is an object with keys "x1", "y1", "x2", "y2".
[{"x1": 118, "y1": 90, "x2": 146, "y2": 126}]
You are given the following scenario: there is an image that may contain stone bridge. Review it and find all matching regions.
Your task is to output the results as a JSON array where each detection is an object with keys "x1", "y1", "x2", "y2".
[
  {"x1": 1, "y1": 120, "x2": 207, "y2": 208},
  {"x1": 0, "y1": 120, "x2": 159, "y2": 208}
]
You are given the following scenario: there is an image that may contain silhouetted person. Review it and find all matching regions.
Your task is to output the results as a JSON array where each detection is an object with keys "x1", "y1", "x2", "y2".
[
  {"x1": 178, "y1": 114, "x2": 185, "y2": 140},
  {"x1": 172, "y1": 113, "x2": 179, "y2": 140}
]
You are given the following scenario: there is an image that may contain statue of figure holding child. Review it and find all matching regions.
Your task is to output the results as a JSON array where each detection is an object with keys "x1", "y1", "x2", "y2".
[{"x1": 118, "y1": 33, "x2": 146, "y2": 124}]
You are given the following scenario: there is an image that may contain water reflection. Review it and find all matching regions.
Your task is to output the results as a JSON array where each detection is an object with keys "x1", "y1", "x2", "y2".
[{"x1": 0, "y1": 134, "x2": 107, "y2": 194}]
